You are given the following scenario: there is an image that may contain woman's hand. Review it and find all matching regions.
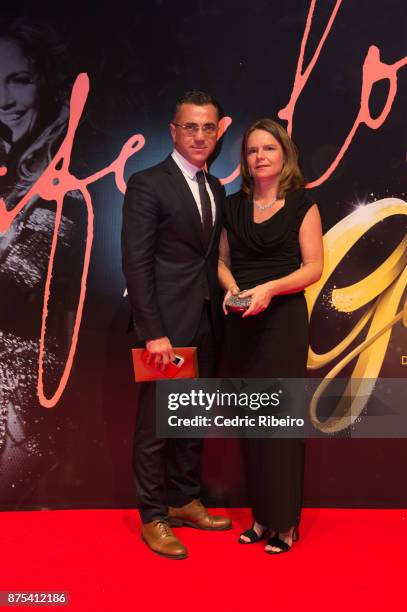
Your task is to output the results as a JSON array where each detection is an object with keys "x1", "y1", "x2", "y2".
[
  {"x1": 240, "y1": 282, "x2": 276, "y2": 317},
  {"x1": 222, "y1": 283, "x2": 240, "y2": 315}
]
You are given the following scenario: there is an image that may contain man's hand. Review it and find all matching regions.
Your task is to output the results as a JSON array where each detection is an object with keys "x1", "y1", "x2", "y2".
[{"x1": 145, "y1": 336, "x2": 175, "y2": 370}]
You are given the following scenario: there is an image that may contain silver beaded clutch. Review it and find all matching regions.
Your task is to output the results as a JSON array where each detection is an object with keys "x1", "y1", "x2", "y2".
[{"x1": 225, "y1": 294, "x2": 252, "y2": 312}]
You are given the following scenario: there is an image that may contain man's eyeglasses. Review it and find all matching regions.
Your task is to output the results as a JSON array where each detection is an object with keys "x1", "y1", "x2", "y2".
[{"x1": 172, "y1": 122, "x2": 218, "y2": 136}]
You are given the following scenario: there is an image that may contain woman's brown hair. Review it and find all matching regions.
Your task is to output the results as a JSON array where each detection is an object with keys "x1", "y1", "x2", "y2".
[{"x1": 240, "y1": 118, "x2": 305, "y2": 198}]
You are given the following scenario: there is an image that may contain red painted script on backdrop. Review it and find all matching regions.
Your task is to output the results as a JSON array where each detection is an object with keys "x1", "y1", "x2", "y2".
[
  {"x1": 277, "y1": 0, "x2": 407, "y2": 188},
  {"x1": 0, "y1": 74, "x2": 144, "y2": 407}
]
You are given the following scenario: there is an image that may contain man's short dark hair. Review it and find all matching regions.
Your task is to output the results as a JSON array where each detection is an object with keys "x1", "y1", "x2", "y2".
[{"x1": 173, "y1": 90, "x2": 221, "y2": 120}]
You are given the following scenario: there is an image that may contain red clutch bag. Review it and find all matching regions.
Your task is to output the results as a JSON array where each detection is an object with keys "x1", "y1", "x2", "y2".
[{"x1": 131, "y1": 347, "x2": 199, "y2": 382}]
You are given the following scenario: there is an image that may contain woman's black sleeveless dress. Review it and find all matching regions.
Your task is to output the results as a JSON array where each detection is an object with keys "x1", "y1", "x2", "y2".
[{"x1": 222, "y1": 188, "x2": 315, "y2": 532}]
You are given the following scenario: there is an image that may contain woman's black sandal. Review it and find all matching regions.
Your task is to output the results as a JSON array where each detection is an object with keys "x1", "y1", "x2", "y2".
[
  {"x1": 238, "y1": 524, "x2": 269, "y2": 544},
  {"x1": 265, "y1": 527, "x2": 299, "y2": 554}
]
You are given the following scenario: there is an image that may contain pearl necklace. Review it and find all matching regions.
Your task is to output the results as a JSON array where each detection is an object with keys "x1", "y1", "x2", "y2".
[{"x1": 253, "y1": 197, "x2": 278, "y2": 211}]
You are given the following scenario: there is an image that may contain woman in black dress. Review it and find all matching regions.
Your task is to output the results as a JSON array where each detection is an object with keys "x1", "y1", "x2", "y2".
[{"x1": 218, "y1": 119, "x2": 323, "y2": 553}]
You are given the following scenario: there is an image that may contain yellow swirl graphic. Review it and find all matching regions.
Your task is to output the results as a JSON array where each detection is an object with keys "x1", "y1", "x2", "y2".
[{"x1": 306, "y1": 198, "x2": 407, "y2": 433}]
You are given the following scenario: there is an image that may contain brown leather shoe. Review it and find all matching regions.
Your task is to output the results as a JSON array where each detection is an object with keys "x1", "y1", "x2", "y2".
[
  {"x1": 141, "y1": 519, "x2": 188, "y2": 559},
  {"x1": 168, "y1": 499, "x2": 232, "y2": 531}
]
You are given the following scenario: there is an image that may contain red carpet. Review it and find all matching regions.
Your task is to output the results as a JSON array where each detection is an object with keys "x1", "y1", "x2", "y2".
[{"x1": 1, "y1": 507, "x2": 406, "y2": 611}]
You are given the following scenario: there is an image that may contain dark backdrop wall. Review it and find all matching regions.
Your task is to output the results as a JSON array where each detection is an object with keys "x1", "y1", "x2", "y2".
[{"x1": 0, "y1": 0, "x2": 406, "y2": 510}]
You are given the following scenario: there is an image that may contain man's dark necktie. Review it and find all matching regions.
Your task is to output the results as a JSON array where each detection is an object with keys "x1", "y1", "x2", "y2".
[{"x1": 196, "y1": 170, "x2": 213, "y2": 248}]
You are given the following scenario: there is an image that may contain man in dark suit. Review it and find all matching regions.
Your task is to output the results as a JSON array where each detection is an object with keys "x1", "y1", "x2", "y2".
[{"x1": 122, "y1": 91, "x2": 231, "y2": 559}]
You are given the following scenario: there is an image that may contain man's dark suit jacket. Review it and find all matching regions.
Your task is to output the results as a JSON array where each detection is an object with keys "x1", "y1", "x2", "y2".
[{"x1": 122, "y1": 155, "x2": 225, "y2": 347}]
